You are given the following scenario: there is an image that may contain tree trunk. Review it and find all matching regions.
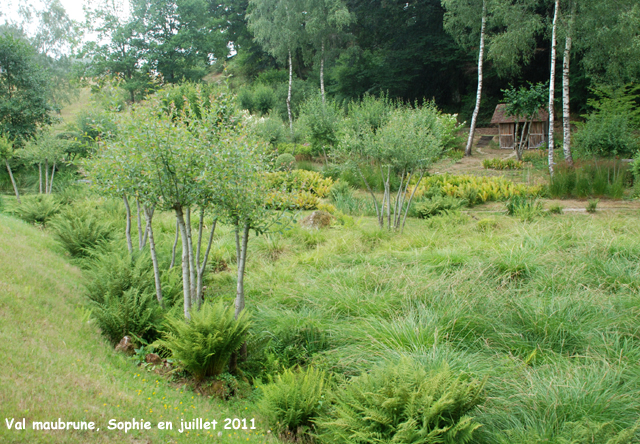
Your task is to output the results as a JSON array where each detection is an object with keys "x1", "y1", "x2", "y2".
[
  {"x1": 170, "y1": 218, "x2": 179, "y2": 269},
  {"x1": 286, "y1": 49, "x2": 294, "y2": 137},
  {"x1": 123, "y1": 194, "x2": 133, "y2": 254},
  {"x1": 175, "y1": 207, "x2": 192, "y2": 320},
  {"x1": 48, "y1": 163, "x2": 56, "y2": 194},
  {"x1": 235, "y1": 223, "x2": 250, "y2": 320},
  {"x1": 185, "y1": 208, "x2": 197, "y2": 307},
  {"x1": 136, "y1": 199, "x2": 144, "y2": 250},
  {"x1": 5, "y1": 159, "x2": 21, "y2": 204},
  {"x1": 144, "y1": 206, "x2": 163, "y2": 305},
  {"x1": 386, "y1": 166, "x2": 391, "y2": 230},
  {"x1": 465, "y1": 0, "x2": 487, "y2": 157},
  {"x1": 39, "y1": 163, "x2": 43, "y2": 194},
  {"x1": 548, "y1": 0, "x2": 559, "y2": 176},
  {"x1": 320, "y1": 40, "x2": 326, "y2": 104},
  {"x1": 401, "y1": 171, "x2": 426, "y2": 233},
  {"x1": 562, "y1": 11, "x2": 574, "y2": 167},
  {"x1": 45, "y1": 159, "x2": 49, "y2": 194},
  {"x1": 359, "y1": 169, "x2": 381, "y2": 227},
  {"x1": 196, "y1": 216, "x2": 217, "y2": 310}
]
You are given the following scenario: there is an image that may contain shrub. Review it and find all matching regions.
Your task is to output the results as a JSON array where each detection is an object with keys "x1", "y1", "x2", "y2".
[
  {"x1": 250, "y1": 114, "x2": 288, "y2": 146},
  {"x1": 547, "y1": 204, "x2": 564, "y2": 215},
  {"x1": 275, "y1": 153, "x2": 296, "y2": 172},
  {"x1": 482, "y1": 158, "x2": 524, "y2": 170},
  {"x1": 90, "y1": 287, "x2": 163, "y2": 345},
  {"x1": 414, "y1": 195, "x2": 464, "y2": 219},
  {"x1": 477, "y1": 217, "x2": 498, "y2": 232},
  {"x1": 505, "y1": 196, "x2": 544, "y2": 221},
  {"x1": 316, "y1": 358, "x2": 485, "y2": 444},
  {"x1": 264, "y1": 170, "x2": 334, "y2": 210},
  {"x1": 298, "y1": 95, "x2": 342, "y2": 157},
  {"x1": 586, "y1": 199, "x2": 599, "y2": 213},
  {"x1": 9, "y1": 194, "x2": 60, "y2": 226},
  {"x1": 411, "y1": 174, "x2": 544, "y2": 206},
  {"x1": 259, "y1": 367, "x2": 328, "y2": 438},
  {"x1": 156, "y1": 301, "x2": 251, "y2": 379},
  {"x1": 50, "y1": 205, "x2": 113, "y2": 257}
]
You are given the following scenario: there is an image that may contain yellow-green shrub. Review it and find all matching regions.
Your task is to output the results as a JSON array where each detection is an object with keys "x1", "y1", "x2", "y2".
[
  {"x1": 263, "y1": 170, "x2": 333, "y2": 210},
  {"x1": 411, "y1": 174, "x2": 544, "y2": 205}
]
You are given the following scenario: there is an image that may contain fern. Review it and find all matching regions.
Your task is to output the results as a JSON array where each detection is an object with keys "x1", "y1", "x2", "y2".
[
  {"x1": 90, "y1": 287, "x2": 162, "y2": 345},
  {"x1": 50, "y1": 205, "x2": 112, "y2": 257},
  {"x1": 9, "y1": 194, "x2": 60, "y2": 226},
  {"x1": 316, "y1": 357, "x2": 485, "y2": 444},
  {"x1": 155, "y1": 301, "x2": 251, "y2": 379},
  {"x1": 259, "y1": 366, "x2": 328, "y2": 437}
]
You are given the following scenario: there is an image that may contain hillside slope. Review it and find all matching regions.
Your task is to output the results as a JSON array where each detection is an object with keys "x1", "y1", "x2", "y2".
[{"x1": 0, "y1": 215, "x2": 273, "y2": 444}]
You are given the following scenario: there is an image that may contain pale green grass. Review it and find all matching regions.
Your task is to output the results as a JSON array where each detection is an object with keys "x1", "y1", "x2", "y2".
[{"x1": 0, "y1": 215, "x2": 277, "y2": 444}]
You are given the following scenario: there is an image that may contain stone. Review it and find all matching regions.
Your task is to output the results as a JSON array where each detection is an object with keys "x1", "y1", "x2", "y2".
[
  {"x1": 300, "y1": 211, "x2": 332, "y2": 229},
  {"x1": 145, "y1": 353, "x2": 162, "y2": 365},
  {"x1": 115, "y1": 336, "x2": 135, "y2": 354}
]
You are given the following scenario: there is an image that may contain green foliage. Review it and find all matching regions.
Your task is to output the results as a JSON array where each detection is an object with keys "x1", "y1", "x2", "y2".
[
  {"x1": 573, "y1": 85, "x2": 640, "y2": 158},
  {"x1": 586, "y1": 199, "x2": 599, "y2": 213},
  {"x1": 414, "y1": 174, "x2": 544, "y2": 205},
  {"x1": 250, "y1": 114, "x2": 288, "y2": 147},
  {"x1": 548, "y1": 161, "x2": 629, "y2": 199},
  {"x1": 298, "y1": 95, "x2": 343, "y2": 156},
  {"x1": 275, "y1": 153, "x2": 296, "y2": 172},
  {"x1": 316, "y1": 358, "x2": 485, "y2": 444},
  {"x1": 89, "y1": 287, "x2": 163, "y2": 346},
  {"x1": 505, "y1": 195, "x2": 544, "y2": 221},
  {"x1": 414, "y1": 195, "x2": 464, "y2": 219},
  {"x1": 0, "y1": 33, "x2": 54, "y2": 143},
  {"x1": 547, "y1": 204, "x2": 564, "y2": 215},
  {"x1": 259, "y1": 366, "x2": 328, "y2": 438},
  {"x1": 84, "y1": 248, "x2": 155, "y2": 305},
  {"x1": 49, "y1": 204, "x2": 113, "y2": 257},
  {"x1": 155, "y1": 301, "x2": 251, "y2": 379},
  {"x1": 502, "y1": 82, "x2": 548, "y2": 121},
  {"x1": 483, "y1": 158, "x2": 524, "y2": 170},
  {"x1": 239, "y1": 83, "x2": 277, "y2": 115},
  {"x1": 9, "y1": 194, "x2": 60, "y2": 226}
]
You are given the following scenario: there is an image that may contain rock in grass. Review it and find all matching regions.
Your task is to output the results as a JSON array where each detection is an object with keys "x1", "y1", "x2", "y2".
[
  {"x1": 300, "y1": 211, "x2": 332, "y2": 229},
  {"x1": 145, "y1": 353, "x2": 162, "y2": 365},
  {"x1": 114, "y1": 336, "x2": 134, "y2": 354}
]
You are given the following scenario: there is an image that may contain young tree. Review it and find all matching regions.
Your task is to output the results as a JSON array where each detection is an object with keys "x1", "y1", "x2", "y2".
[
  {"x1": 503, "y1": 82, "x2": 548, "y2": 161},
  {"x1": 20, "y1": 131, "x2": 68, "y2": 194},
  {"x1": 247, "y1": 0, "x2": 307, "y2": 134}
]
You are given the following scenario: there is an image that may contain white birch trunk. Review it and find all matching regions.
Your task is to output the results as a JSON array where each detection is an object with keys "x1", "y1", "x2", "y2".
[
  {"x1": 287, "y1": 49, "x2": 294, "y2": 137},
  {"x1": 123, "y1": 194, "x2": 133, "y2": 254},
  {"x1": 5, "y1": 159, "x2": 21, "y2": 204},
  {"x1": 144, "y1": 206, "x2": 163, "y2": 305},
  {"x1": 175, "y1": 207, "x2": 191, "y2": 320},
  {"x1": 548, "y1": 0, "x2": 559, "y2": 176},
  {"x1": 45, "y1": 159, "x2": 49, "y2": 194},
  {"x1": 39, "y1": 163, "x2": 43, "y2": 194},
  {"x1": 235, "y1": 223, "x2": 250, "y2": 320},
  {"x1": 170, "y1": 218, "x2": 178, "y2": 269},
  {"x1": 320, "y1": 40, "x2": 326, "y2": 104},
  {"x1": 48, "y1": 163, "x2": 56, "y2": 194},
  {"x1": 136, "y1": 199, "x2": 143, "y2": 250},
  {"x1": 465, "y1": 0, "x2": 487, "y2": 157},
  {"x1": 562, "y1": 17, "x2": 574, "y2": 167},
  {"x1": 185, "y1": 208, "x2": 196, "y2": 306}
]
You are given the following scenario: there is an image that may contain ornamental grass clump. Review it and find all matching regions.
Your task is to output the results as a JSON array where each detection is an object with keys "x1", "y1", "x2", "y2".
[
  {"x1": 316, "y1": 357, "x2": 485, "y2": 444},
  {"x1": 156, "y1": 301, "x2": 251, "y2": 379}
]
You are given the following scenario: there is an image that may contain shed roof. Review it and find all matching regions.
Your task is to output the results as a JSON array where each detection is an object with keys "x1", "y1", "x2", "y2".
[{"x1": 491, "y1": 104, "x2": 549, "y2": 124}]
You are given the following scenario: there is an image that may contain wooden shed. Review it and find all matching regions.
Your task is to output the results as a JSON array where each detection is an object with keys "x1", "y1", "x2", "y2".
[{"x1": 491, "y1": 104, "x2": 549, "y2": 150}]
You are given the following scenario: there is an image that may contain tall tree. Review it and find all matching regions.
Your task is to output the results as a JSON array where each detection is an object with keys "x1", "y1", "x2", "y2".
[
  {"x1": 442, "y1": 0, "x2": 487, "y2": 157},
  {"x1": 561, "y1": 0, "x2": 575, "y2": 166},
  {"x1": 304, "y1": 0, "x2": 353, "y2": 103},
  {"x1": 0, "y1": 33, "x2": 54, "y2": 202},
  {"x1": 548, "y1": 0, "x2": 559, "y2": 176},
  {"x1": 247, "y1": 0, "x2": 307, "y2": 134}
]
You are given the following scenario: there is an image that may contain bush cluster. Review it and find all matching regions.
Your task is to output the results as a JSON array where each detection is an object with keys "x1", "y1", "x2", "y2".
[
  {"x1": 483, "y1": 158, "x2": 524, "y2": 170},
  {"x1": 264, "y1": 170, "x2": 334, "y2": 210}
]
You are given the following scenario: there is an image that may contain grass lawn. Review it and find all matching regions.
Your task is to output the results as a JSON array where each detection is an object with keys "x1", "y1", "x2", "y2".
[{"x1": 0, "y1": 214, "x2": 276, "y2": 444}]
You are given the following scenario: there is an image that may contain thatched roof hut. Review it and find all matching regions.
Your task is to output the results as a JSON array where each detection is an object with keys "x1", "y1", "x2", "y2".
[{"x1": 491, "y1": 104, "x2": 549, "y2": 150}]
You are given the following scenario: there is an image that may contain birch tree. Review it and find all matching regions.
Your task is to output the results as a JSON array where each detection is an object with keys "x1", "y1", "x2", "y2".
[
  {"x1": 442, "y1": 0, "x2": 487, "y2": 157},
  {"x1": 304, "y1": 0, "x2": 353, "y2": 103},
  {"x1": 561, "y1": 0, "x2": 575, "y2": 167},
  {"x1": 247, "y1": 0, "x2": 306, "y2": 135},
  {"x1": 20, "y1": 132, "x2": 68, "y2": 194},
  {"x1": 548, "y1": 0, "x2": 560, "y2": 176}
]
